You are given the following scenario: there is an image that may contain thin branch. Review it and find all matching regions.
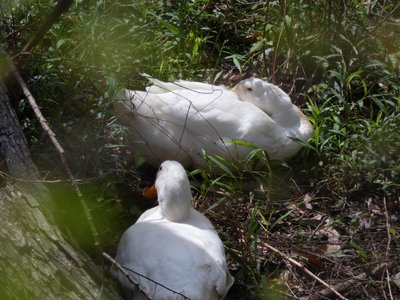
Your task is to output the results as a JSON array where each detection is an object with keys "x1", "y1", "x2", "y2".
[
  {"x1": 263, "y1": 242, "x2": 349, "y2": 300},
  {"x1": 383, "y1": 197, "x2": 392, "y2": 257},
  {"x1": 3, "y1": 52, "x2": 100, "y2": 246},
  {"x1": 385, "y1": 268, "x2": 393, "y2": 300},
  {"x1": 368, "y1": 4, "x2": 400, "y2": 36},
  {"x1": 21, "y1": 0, "x2": 74, "y2": 54},
  {"x1": 0, "y1": 170, "x2": 83, "y2": 183},
  {"x1": 383, "y1": 197, "x2": 394, "y2": 300},
  {"x1": 102, "y1": 252, "x2": 191, "y2": 300},
  {"x1": 102, "y1": 252, "x2": 152, "y2": 300},
  {"x1": 307, "y1": 260, "x2": 396, "y2": 298},
  {"x1": 313, "y1": 273, "x2": 367, "y2": 299}
]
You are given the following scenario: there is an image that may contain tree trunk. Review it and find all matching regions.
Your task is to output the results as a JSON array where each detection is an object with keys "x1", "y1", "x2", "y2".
[{"x1": 0, "y1": 77, "x2": 120, "y2": 299}]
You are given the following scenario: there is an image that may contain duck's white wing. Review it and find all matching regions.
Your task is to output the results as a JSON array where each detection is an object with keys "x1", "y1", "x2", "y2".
[
  {"x1": 186, "y1": 209, "x2": 235, "y2": 298},
  {"x1": 115, "y1": 212, "x2": 233, "y2": 300},
  {"x1": 114, "y1": 87, "x2": 284, "y2": 166},
  {"x1": 160, "y1": 89, "x2": 288, "y2": 164},
  {"x1": 142, "y1": 73, "x2": 227, "y2": 94}
]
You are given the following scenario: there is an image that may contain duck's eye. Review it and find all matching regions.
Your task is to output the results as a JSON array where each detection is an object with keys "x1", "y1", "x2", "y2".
[
  {"x1": 247, "y1": 87, "x2": 253, "y2": 91},
  {"x1": 159, "y1": 166, "x2": 163, "y2": 171}
]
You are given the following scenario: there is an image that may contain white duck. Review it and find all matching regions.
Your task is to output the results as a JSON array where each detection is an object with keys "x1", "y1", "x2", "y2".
[
  {"x1": 114, "y1": 160, "x2": 234, "y2": 299},
  {"x1": 114, "y1": 75, "x2": 313, "y2": 168}
]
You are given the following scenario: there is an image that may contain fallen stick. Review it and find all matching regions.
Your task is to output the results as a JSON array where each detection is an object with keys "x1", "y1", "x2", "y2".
[
  {"x1": 102, "y1": 252, "x2": 191, "y2": 300},
  {"x1": 316, "y1": 261, "x2": 396, "y2": 298},
  {"x1": 102, "y1": 252, "x2": 152, "y2": 300},
  {"x1": 314, "y1": 273, "x2": 366, "y2": 299},
  {"x1": 263, "y1": 242, "x2": 349, "y2": 300},
  {"x1": 383, "y1": 197, "x2": 394, "y2": 300}
]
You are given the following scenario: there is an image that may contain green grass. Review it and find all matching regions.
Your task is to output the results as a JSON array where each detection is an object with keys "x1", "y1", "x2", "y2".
[{"x1": 1, "y1": 0, "x2": 400, "y2": 299}]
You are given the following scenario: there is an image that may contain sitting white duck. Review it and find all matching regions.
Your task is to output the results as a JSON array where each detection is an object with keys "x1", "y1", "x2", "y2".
[
  {"x1": 114, "y1": 160, "x2": 234, "y2": 299},
  {"x1": 114, "y1": 75, "x2": 313, "y2": 168}
]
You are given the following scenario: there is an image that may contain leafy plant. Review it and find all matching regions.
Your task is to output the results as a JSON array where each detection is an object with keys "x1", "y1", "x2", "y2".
[{"x1": 2, "y1": 0, "x2": 400, "y2": 299}]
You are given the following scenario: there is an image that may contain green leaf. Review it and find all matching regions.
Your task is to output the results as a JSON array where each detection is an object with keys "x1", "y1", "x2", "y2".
[
  {"x1": 249, "y1": 39, "x2": 265, "y2": 54},
  {"x1": 158, "y1": 18, "x2": 184, "y2": 38},
  {"x1": 345, "y1": 70, "x2": 363, "y2": 88},
  {"x1": 103, "y1": 143, "x2": 128, "y2": 148},
  {"x1": 269, "y1": 209, "x2": 293, "y2": 230},
  {"x1": 56, "y1": 39, "x2": 67, "y2": 49},
  {"x1": 246, "y1": 148, "x2": 265, "y2": 162},
  {"x1": 232, "y1": 56, "x2": 242, "y2": 74},
  {"x1": 230, "y1": 139, "x2": 258, "y2": 149},
  {"x1": 206, "y1": 154, "x2": 235, "y2": 178},
  {"x1": 258, "y1": 210, "x2": 269, "y2": 228}
]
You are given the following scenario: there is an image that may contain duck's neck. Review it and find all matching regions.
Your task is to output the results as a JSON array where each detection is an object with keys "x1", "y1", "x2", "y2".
[
  {"x1": 157, "y1": 177, "x2": 192, "y2": 222},
  {"x1": 269, "y1": 105, "x2": 301, "y2": 128},
  {"x1": 256, "y1": 85, "x2": 300, "y2": 128},
  {"x1": 256, "y1": 92, "x2": 299, "y2": 128}
]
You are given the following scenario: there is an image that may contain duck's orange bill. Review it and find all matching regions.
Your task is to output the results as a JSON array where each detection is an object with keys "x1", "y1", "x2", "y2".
[{"x1": 142, "y1": 183, "x2": 157, "y2": 198}]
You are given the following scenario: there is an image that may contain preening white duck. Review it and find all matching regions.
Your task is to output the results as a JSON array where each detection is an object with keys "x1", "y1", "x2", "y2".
[
  {"x1": 114, "y1": 75, "x2": 313, "y2": 168},
  {"x1": 114, "y1": 160, "x2": 234, "y2": 300}
]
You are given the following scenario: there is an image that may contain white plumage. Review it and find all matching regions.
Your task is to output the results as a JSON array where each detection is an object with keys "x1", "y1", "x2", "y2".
[
  {"x1": 115, "y1": 160, "x2": 234, "y2": 300},
  {"x1": 114, "y1": 75, "x2": 313, "y2": 168}
]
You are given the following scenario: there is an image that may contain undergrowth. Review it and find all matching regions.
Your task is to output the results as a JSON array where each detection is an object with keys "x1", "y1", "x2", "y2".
[{"x1": 1, "y1": 0, "x2": 400, "y2": 299}]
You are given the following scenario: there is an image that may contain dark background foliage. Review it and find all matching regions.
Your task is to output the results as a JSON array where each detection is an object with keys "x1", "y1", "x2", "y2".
[{"x1": 1, "y1": 0, "x2": 399, "y2": 298}]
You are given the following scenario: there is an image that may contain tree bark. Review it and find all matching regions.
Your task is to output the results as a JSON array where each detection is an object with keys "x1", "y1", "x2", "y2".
[{"x1": 0, "y1": 76, "x2": 120, "y2": 299}]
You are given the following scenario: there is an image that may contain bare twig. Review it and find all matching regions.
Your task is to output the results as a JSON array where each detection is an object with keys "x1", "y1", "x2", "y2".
[
  {"x1": 307, "y1": 215, "x2": 327, "y2": 241},
  {"x1": 383, "y1": 197, "x2": 392, "y2": 257},
  {"x1": 3, "y1": 52, "x2": 100, "y2": 246},
  {"x1": 385, "y1": 268, "x2": 393, "y2": 300},
  {"x1": 383, "y1": 197, "x2": 394, "y2": 300},
  {"x1": 368, "y1": 4, "x2": 400, "y2": 36},
  {"x1": 21, "y1": 0, "x2": 74, "y2": 54},
  {"x1": 0, "y1": 170, "x2": 84, "y2": 183},
  {"x1": 102, "y1": 252, "x2": 152, "y2": 300},
  {"x1": 263, "y1": 242, "x2": 349, "y2": 300},
  {"x1": 314, "y1": 273, "x2": 367, "y2": 299},
  {"x1": 102, "y1": 252, "x2": 191, "y2": 300},
  {"x1": 316, "y1": 261, "x2": 396, "y2": 298}
]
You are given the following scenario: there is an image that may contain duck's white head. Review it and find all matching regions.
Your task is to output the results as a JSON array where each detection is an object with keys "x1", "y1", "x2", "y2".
[
  {"x1": 232, "y1": 77, "x2": 293, "y2": 118},
  {"x1": 155, "y1": 160, "x2": 192, "y2": 222}
]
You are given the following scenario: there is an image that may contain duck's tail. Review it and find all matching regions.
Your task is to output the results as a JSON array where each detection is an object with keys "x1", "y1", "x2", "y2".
[
  {"x1": 140, "y1": 73, "x2": 178, "y2": 94},
  {"x1": 113, "y1": 89, "x2": 136, "y2": 124},
  {"x1": 141, "y1": 73, "x2": 227, "y2": 94}
]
